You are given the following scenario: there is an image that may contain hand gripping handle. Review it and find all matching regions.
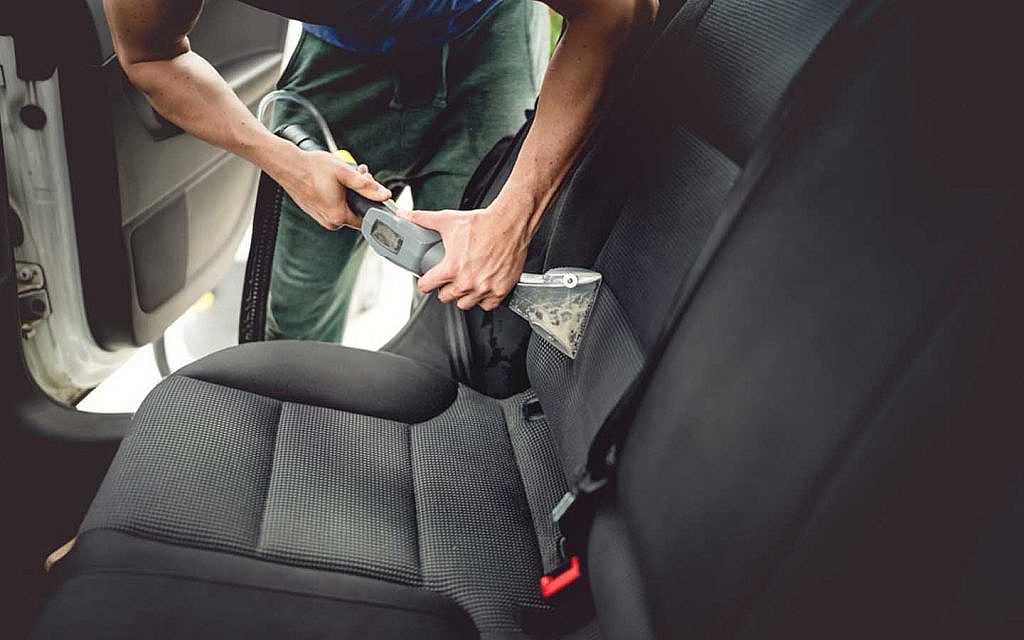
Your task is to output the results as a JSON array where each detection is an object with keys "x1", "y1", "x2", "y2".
[{"x1": 274, "y1": 123, "x2": 445, "y2": 276}]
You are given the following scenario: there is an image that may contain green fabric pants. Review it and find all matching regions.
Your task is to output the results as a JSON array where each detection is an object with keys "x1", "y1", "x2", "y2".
[{"x1": 266, "y1": 0, "x2": 549, "y2": 342}]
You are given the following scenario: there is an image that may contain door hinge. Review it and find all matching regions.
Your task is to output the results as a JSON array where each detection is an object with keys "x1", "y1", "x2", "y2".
[{"x1": 16, "y1": 261, "x2": 50, "y2": 336}]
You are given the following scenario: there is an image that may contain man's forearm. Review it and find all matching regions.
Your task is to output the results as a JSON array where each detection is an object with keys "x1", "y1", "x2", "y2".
[
  {"x1": 496, "y1": 0, "x2": 656, "y2": 229},
  {"x1": 104, "y1": 0, "x2": 390, "y2": 229},
  {"x1": 406, "y1": 0, "x2": 657, "y2": 310},
  {"x1": 121, "y1": 49, "x2": 302, "y2": 185},
  {"x1": 104, "y1": 0, "x2": 302, "y2": 185}
]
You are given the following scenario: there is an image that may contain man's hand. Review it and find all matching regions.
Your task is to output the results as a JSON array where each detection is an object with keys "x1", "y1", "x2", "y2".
[
  {"x1": 405, "y1": 0, "x2": 655, "y2": 309},
  {"x1": 276, "y1": 148, "x2": 391, "y2": 230},
  {"x1": 401, "y1": 199, "x2": 532, "y2": 311}
]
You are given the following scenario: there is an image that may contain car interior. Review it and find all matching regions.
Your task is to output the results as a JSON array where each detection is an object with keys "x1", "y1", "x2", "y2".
[{"x1": 2, "y1": 0, "x2": 1023, "y2": 637}]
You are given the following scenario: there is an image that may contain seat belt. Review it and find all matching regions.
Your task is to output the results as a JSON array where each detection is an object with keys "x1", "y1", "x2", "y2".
[{"x1": 549, "y1": 0, "x2": 898, "y2": 565}]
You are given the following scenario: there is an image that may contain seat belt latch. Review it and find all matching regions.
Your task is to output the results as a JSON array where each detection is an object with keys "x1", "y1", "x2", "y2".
[
  {"x1": 540, "y1": 555, "x2": 581, "y2": 599},
  {"x1": 551, "y1": 469, "x2": 608, "y2": 529}
]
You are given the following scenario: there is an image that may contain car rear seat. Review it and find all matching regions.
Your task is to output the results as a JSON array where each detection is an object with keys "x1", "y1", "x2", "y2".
[{"x1": 34, "y1": 0, "x2": 1024, "y2": 638}]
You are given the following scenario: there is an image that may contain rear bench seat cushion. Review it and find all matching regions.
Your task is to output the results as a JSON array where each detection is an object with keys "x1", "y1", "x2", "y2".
[{"x1": 36, "y1": 344, "x2": 571, "y2": 638}]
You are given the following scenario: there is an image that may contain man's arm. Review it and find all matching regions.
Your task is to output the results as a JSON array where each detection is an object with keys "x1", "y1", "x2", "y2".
[
  {"x1": 103, "y1": 0, "x2": 391, "y2": 230},
  {"x1": 404, "y1": 0, "x2": 657, "y2": 310}
]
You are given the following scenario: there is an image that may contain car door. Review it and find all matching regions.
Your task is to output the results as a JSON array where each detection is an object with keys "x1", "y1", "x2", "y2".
[{"x1": 1, "y1": 0, "x2": 288, "y2": 401}]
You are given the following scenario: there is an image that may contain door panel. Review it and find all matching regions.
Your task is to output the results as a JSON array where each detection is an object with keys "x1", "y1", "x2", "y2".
[
  {"x1": 100, "y1": 0, "x2": 288, "y2": 347},
  {"x1": 1, "y1": 1, "x2": 287, "y2": 399}
]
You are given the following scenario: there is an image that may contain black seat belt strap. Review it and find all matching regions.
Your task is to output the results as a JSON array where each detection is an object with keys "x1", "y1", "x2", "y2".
[{"x1": 553, "y1": 0, "x2": 898, "y2": 555}]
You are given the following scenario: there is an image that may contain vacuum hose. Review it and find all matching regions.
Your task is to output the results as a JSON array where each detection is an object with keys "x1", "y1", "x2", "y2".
[
  {"x1": 257, "y1": 90, "x2": 338, "y2": 152},
  {"x1": 239, "y1": 90, "x2": 445, "y2": 345},
  {"x1": 260, "y1": 91, "x2": 394, "y2": 221},
  {"x1": 240, "y1": 90, "x2": 334, "y2": 343}
]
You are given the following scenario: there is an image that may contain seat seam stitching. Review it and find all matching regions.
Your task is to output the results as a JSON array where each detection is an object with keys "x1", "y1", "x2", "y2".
[
  {"x1": 55, "y1": 568, "x2": 466, "y2": 621},
  {"x1": 407, "y1": 417, "x2": 425, "y2": 586},
  {"x1": 79, "y1": 527, "x2": 421, "y2": 589},
  {"x1": 174, "y1": 373, "x2": 451, "y2": 423},
  {"x1": 498, "y1": 391, "x2": 554, "y2": 575},
  {"x1": 253, "y1": 399, "x2": 285, "y2": 553}
]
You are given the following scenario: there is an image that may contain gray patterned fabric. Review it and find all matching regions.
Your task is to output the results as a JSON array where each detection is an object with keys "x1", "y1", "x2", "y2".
[
  {"x1": 501, "y1": 392, "x2": 570, "y2": 574},
  {"x1": 528, "y1": 288, "x2": 644, "y2": 481},
  {"x1": 675, "y1": 0, "x2": 850, "y2": 159},
  {"x1": 412, "y1": 389, "x2": 549, "y2": 630},
  {"x1": 261, "y1": 403, "x2": 419, "y2": 581},
  {"x1": 594, "y1": 128, "x2": 739, "y2": 347},
  {"x1": 83, "y1": 376, "x2": 283, "y2": 553},
  {"x1": 82, "y1": 374, "x2": 564, "y2": 636},
  {"x1": 528, "y1": 0, "x2": 851, "y2": 474}
]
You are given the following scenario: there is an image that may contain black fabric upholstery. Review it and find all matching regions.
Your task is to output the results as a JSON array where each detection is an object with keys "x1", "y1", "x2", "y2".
[
  {"x1": 76, "y1": 365, "x2": 562, "y2": 636},
  {"x1": 82, "y1": 373, "x2": 420, "y2": 581},
  {"x1": 36, "y1": 530, "x2": 476, "y2": 639},
  {"x1": 410, "y1": 388, "x2": 548, "y2": 631},
  {"x1": 37, "y1": 0, "x2": 1024, "y2": 638},
  {"x1": 178, "y1": 340, "x2": 457, "y2": 423},
  {"x1": 502, "y1": 393, "x2": 571, "y2": 574},
  {"x1": 584, "y1": 1, "x2": 1024, "y2": 637},
  {"x1": 530, "y1": 0, "x2": 851, "y2": 474},
  {"x1": 527, "y1": 289, "x2": 644, "y2": 482},
  {"x1": 932, "y1": 476, "x2": 1024, "y2": 638},
  {"x1": 665, "y1": 0, "x2": 851, "y2": 161}
]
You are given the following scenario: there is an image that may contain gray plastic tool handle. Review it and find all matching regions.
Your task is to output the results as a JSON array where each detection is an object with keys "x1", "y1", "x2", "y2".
[
  {"x1": 274, "y1": 123, "x2": 445, "y2": 275},
  {"x1": 362, "y1": 206, "x2": 445, "y2": 276}
]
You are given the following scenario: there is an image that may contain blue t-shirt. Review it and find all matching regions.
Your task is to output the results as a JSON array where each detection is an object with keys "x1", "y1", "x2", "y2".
[{"x1": 303, "y1": 0, "x2": 502, "y2": 55}]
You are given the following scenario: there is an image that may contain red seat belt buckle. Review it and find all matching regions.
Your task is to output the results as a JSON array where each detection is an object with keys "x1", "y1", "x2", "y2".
[{"x1": 540, "y1": 555, "x2": 581, "y2": 599}]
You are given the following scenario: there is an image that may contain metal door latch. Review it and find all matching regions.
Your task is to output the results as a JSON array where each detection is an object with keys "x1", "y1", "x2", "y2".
[{"x1": 16, "y1": 261, "x2": 50, "y2": 336}]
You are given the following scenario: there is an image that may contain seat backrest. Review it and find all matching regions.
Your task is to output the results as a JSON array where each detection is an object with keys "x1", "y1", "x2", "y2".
[
  {"x1": 536, "y1": 0, "x2": 1024, "y2": 636},
  {"x1": 528, "y1": 0, "x2": 854, "y2": 482}
]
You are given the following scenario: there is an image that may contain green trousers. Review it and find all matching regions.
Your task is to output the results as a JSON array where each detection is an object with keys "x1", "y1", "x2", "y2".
[{"x1": 266, "y1": 0, "x2": 549, "y2": 342}]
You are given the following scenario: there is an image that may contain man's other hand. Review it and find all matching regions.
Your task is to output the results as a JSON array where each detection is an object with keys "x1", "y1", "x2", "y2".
[{"x1": 401, "y1": 202, "x2": 531, "y2": 311}]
